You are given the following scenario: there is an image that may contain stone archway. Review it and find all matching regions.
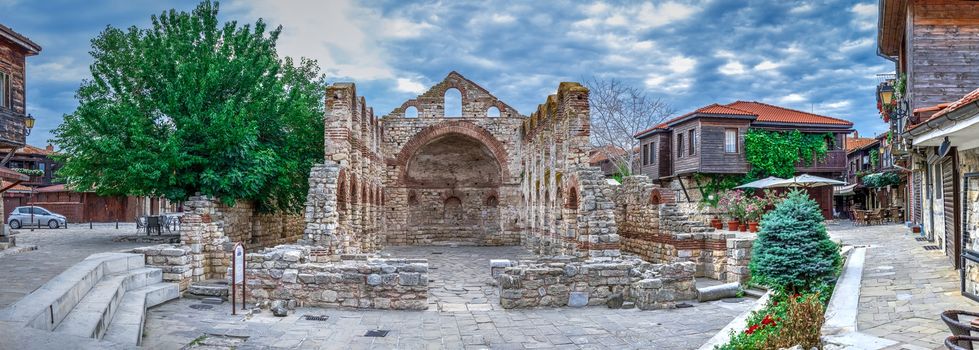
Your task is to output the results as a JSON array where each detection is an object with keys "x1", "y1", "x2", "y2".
[{"x1": 398, "y1": 128, "x2": 506, "y2": 245}]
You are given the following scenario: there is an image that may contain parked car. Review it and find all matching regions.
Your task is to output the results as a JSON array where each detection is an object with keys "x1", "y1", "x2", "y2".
[{"x1": 8, "y1": 206, "x2": 67, "y2": 229}]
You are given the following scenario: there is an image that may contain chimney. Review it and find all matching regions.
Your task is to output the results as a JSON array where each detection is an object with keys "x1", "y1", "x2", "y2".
[
  {"x1": 45, "y1": 144, "x2": 54, "y2": 152},
  {"x1": 852, "y1": 131, "x2": 859, "y2": 139}
]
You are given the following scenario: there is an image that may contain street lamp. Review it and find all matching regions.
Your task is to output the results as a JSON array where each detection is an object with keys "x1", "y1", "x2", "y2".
[
  {"x1": 24, "y1": 114, "x2": 35, "y2": 136},
  {"x1": 878, "y1": 83, "x2": 894, "y2": 106}
]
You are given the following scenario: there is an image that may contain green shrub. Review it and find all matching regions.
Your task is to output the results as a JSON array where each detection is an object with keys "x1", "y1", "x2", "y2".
[
  {"x1": 749, "y1": 190, "x2": 841, "y2": 293},
  {"x1": 716, "y1": 292, "x2": 826, "y2": 350}
]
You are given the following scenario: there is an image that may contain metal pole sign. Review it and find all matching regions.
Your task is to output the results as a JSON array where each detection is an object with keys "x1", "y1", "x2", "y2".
[{"x1": 231, "y1": 243, "x2": 246, "y2": 315}]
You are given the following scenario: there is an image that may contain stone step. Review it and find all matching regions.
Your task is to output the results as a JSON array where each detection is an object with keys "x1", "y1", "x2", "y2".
[
  {"x1": 188, "y1": 280, "x2": 230, "y2": 298},
  {"x1": 54, "y1": 267, "x2": 162, "y2": 339},
  {"x1": 0, "y1": 253, "x2": 145, "y2": 331},
  {"x1": 102, "y1": 283, "x2": 180, "y2": 346}
]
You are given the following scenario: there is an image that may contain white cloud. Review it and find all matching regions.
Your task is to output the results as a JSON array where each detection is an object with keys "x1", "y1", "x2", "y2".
[
  {"x1": 395, "y1": 78, "x2": 426, "y2": 94},
  {"x1": 780, "y1": 93, "x2": 807, "y2": 103},
  {"x1": 490, "y1": 14, "x2": 516, "y2": 25},
  {"x1": 668, "y1": 56, "x2": 696, "y2": 73},
  {"x1": 754, "y1": 59, "x2": 784, "y2": 71},
  {"x1": 850, "y1": 3, "x2": 877, "y2": 31},
  {"x1": 30, "y1": 56, "x2": 89, "y2": 83},
  {"x1": 719, "y1": 61, "x2": 747, "y2": 75},
  {"x1": 226, "y1": 0, "x2": 433, "y2": 81},
  {"x1": 576, "y1": 1, "x2": 699, "y2": 32},
  {"x1": 840, "y1": 38, "x2": 873, "y2": 52},
  {"x1": 824, "y1": 100, "x2": 852, "y2": 109},
  {"x1": 790, "y1": 3, "x2": 814, "y2": 14}
]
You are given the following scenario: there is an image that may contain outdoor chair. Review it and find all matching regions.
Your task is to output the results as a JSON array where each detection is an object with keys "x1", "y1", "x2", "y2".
[
  {"x1": 945, "y1": 335, "x2": 979, "y2": 350},
  {"x1": 136, "y1": 216, "x2": 147, "y2": 234},
  {"x1": 853, "y1": 210, "x2": 868, "y2": 225},
  {"x1": 942, "y1": 310, "x2": 979, "y2": 350},
  {"x1": 146, "y1": 216, "x2": 161, "y2": 236},
  {"x1": 868, "y1": 210, "x2": 883, "y2": 225},
  {"x1": 891, "y1": 207, "x2": 904, "y2": 223}
]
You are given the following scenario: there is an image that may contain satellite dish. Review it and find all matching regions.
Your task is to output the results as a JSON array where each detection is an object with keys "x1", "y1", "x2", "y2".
[{"x1": 938, "y1": 136, "x2": 952, "y2": 158}]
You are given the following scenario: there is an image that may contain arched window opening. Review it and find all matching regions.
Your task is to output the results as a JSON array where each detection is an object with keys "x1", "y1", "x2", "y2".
[
  {"x1": 565, "y1": 187, "x2": 579, "y2": 209},
  {"x1": 443, "y1": 196, "x2": 463, "y2": 223},
  {"x1": 485, "y1": 195, "x2": 498, "y2": 207},
  {"x1": 337, "y1": 175, "x2": 348, "y2": 210},
  {"x1": 486, "y1": 106, "x2": 500, "y2": 118},
  {"x1": 444, "y1": 88, "x2": 462, "y2": 117},
  {"x1": 408, "y1": 191, "x2": 418, "y2": 205},
  {"x1": 405, "y1": 106, "x2": 418, "y2": 118}
]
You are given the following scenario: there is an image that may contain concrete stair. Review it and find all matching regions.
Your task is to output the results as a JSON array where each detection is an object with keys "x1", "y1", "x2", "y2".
[{"x1": 0, "y1": 252, "x2": 179, "y2": 347}]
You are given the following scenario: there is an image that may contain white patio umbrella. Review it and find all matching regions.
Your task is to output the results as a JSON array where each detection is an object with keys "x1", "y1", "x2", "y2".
[
  {"x1": 768, "y1": 174, "x2": 846, "y2": 188},
  {"x1": 734, "y1": 176, "x2": 787, "y2": 189}
]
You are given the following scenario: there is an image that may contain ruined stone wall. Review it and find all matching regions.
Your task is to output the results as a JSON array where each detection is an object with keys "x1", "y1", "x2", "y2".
[
  {"x1": 519, "y1": 82, "x2": 620, "y2": 259},
  {"x1": 180, "y1": 196, "x2": 229, "y2": 281},
  {"x1": 133, "y1": 244, "x2": 193, "y2": 291},
  {"x1": 244, "y1": 245, "x2": 428, "y2": 310},
  {"x1": 613, "y1": 175, "x2": 754, "y2": 281},
  {"x1": 498, "y1": 258, "x2": 696, "y2": 310}
]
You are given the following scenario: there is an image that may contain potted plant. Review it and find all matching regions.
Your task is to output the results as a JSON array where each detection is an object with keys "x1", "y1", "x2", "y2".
[
  {"x1": 744, "y1": 199, "x2": 760, "y2": 232},
  {"x1": 719, "y1": 190, "x2": 745, "y2": 231},
  {"x1": 700, "y1": 196, "x2": 724, "y2": 229}
]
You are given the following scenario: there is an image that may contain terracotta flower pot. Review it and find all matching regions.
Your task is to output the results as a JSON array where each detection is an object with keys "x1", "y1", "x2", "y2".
[
  {"x1": 727, "y1": 221, "x2": 739, "y2": 231},
  {"x1": 711, "y1": 218, "x2": 722, "y2": 229},
  {"x1": 739, "y1": 224, "x2": 747, "y2": 232},
  {"x1": 748, "y1": 221, "x2": 759, "y2": 232}
]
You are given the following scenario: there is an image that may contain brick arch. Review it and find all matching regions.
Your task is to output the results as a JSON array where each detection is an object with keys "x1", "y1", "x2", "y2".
[
  {"x1": 565, "y1": 187, "x2": 579, "y2": 209},
  {"x1": 394, "y1": 121, "x2": 511, "y2": 181}
]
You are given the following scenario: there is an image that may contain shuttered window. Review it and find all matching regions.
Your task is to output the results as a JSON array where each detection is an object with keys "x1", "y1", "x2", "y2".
[
  {"x1": 677, "y1": 134, "x2": 684, "y2": 158},
  {"x1": 649, "y1": 142, "x2": 656, "y2": 164},
  {"x1": 642, "y1": 144, "x2": 649, "y2": 166},
  {"x1": 0, "y1": 71, "x2": 8, "y2": 108},
  {"x1": 688, "y1": 129, "x2": 696, "y2": 155}
]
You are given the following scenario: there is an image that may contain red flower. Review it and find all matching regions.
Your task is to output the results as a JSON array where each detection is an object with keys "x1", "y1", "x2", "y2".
[
  {"x1": 762, "y1": 315, "x2": 774, "y2": 325},
  {"x1": 745, "y1": 324, "x2": 760, "y2": 335}
]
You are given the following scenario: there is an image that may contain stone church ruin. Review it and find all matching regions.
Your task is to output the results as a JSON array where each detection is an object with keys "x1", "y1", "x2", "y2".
[{"x1": 135, "y1": 72, "x2": 755, "y2": 311}]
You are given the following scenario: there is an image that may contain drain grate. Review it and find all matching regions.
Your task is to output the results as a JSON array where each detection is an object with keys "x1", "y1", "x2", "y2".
[
  {"x1": 302, "y1": 315, "x2": 329, "y2": 321},
  {"x1": 365, "y1": 330, "x2": 390, "y2": 337},
  {"x1": 915, "y1": 237, "x2": 928, "y2": 242},
  {"x1": 923, "y1": 245, "x2": 941, "y2": 251},
  {"x1": 431, "y1": 252, "x2": 443, "y2": 255},
  {"x1": 189, "y1": 304, "x2": 214, "y2": 310}
]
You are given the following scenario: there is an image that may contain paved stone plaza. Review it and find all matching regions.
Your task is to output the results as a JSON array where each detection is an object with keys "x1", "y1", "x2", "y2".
[
  {"x1": 827, "y1": 222, "x2": 978, "y2": 350},
  {"x1": 141, "y1": 246, "x2": 753, "y2": 349},
  {"x1": 0, "y1": 223, "x2": 145, "y2": 308}
]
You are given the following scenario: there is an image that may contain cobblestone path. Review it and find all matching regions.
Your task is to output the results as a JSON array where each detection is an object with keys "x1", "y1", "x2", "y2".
[
  {"x1": 828, "y1": 222, "x2": 978, "y2": 350},
  {"x1": 0, "y1": 223, "x2": 145, "y2": 308},
  {"x1": 143, "y1": 245, "x2": 753, "y2": 349}
]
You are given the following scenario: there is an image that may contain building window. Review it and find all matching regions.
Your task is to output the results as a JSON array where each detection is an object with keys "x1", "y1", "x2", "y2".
[
  {"x1": 677, "y1": 133, "x2": 684, "y2": 158},
  {"x1": 688, "y1": 129, "x2": 696, "y2": 156},
  {"x1": 649, "y1": 141, "x2": 657, "y2": 164},
  {"x1": 642, "y1": 144, "x2": 649, "y2": 166},
  {"x1": 0, "y1": 71, "x2": 8, "y2": 108},
  {"x1": 724, "y1": 129, "x2": 738, "y2": 153}
]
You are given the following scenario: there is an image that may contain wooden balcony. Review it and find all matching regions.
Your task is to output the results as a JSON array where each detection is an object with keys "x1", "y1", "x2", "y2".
[
  {"x1": 0, "y1": 108, "x2": 27, "y2": 148},
  {"x1": 795, "y1": 150, "x2": 847, "y2": 173}
]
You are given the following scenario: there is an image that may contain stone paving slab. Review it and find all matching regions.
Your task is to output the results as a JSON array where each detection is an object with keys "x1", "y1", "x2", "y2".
[
  {"x1": 0, "y1": 223, "x2": 145, "y2": 308},
  {"x1": 144, "y1": 245, "x2": 753, "y2": 349},
  {"x1": 827, "y1": 222, "x2": 979, "y2": 350}
]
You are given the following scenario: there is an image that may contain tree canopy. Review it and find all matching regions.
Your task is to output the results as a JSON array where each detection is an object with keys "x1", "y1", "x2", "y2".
[{"x1": 53, "y1": 1, "x2": 325, "y2": 213}]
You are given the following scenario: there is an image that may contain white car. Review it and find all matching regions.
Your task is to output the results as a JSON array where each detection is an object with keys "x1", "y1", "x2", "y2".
[{"x1": 8, "y1": 206, "x2": 67, "y2": 229}]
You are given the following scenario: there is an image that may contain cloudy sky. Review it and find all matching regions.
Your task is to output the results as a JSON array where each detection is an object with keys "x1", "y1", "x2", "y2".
[{"x1": 1, "y1": 0, "x2": 891, "y2": 146}]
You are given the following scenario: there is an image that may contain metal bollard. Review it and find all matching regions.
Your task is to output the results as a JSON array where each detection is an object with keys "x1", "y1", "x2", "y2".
[
  {"x1": 116, "y1": 221, "x2": 119, "y2": 229},
  {"x1": 90, "y1": 222, "x2": 93, "y2": 229}
]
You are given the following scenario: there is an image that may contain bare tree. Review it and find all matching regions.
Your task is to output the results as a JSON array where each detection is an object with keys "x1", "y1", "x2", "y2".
[{"x1": 586, "y1": 77, "x2": 675, "y2": 176}]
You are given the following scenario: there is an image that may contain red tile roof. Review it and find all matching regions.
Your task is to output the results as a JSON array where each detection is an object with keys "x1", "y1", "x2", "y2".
[
  {"x1": 634, "y1": 104, "x2": 755, "y2": 137},
  {"x1": 931, "y1": 88, "x2": 979, "y2": 120},
  {"x1": 725, "y1": 101, "x2": 853, "y2": 126},
  {"x1": 588, "y1": 145, "x2": 626, "y2": 164},
  {"x1": 36, "y1": 184, "x2": 67, "y2": 193},
  {"x1": 17, "y1": 144, "x2": 54, "y2": 156},
  {"x1": 845, "y1": 137, "x2": 878, "y2": 153}
]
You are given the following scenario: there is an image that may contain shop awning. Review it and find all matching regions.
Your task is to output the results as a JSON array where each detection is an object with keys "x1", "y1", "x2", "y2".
[{"x1": 834, "y1": 184, "x2": 857, "y2": 196}]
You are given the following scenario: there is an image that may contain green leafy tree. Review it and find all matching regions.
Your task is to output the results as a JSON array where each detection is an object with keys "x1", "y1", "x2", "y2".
[
  {"x1": 749, "y1": 190, "x2": 841, "y2": 292},
  {"x1": 53, "y1": 1, "x2": 324, "y2": 212}
]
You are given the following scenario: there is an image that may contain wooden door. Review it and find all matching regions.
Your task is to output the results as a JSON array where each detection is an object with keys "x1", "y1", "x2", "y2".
[{"x1": 943, "y1": 153, "x2": 961, "y2": 268}]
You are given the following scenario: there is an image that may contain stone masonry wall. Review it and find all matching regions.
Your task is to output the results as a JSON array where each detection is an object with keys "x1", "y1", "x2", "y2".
[
  {"x1": 498, "y1": 258, "x2": 696, "y2": 310},
  {"x1": 612, "y1": 175, "x2": 753, "y2": 282},
  {"x1": 133, "y1": 244, "x2": 193, "y2": 291},
  {"x1": 244, "y1": 245, "x2": 428, "y2": 310}
]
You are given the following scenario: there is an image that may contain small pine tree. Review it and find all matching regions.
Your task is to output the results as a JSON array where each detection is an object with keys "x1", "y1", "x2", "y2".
[{"x1": 749, "y1": 190, "x2": 841, "y2": 293}]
